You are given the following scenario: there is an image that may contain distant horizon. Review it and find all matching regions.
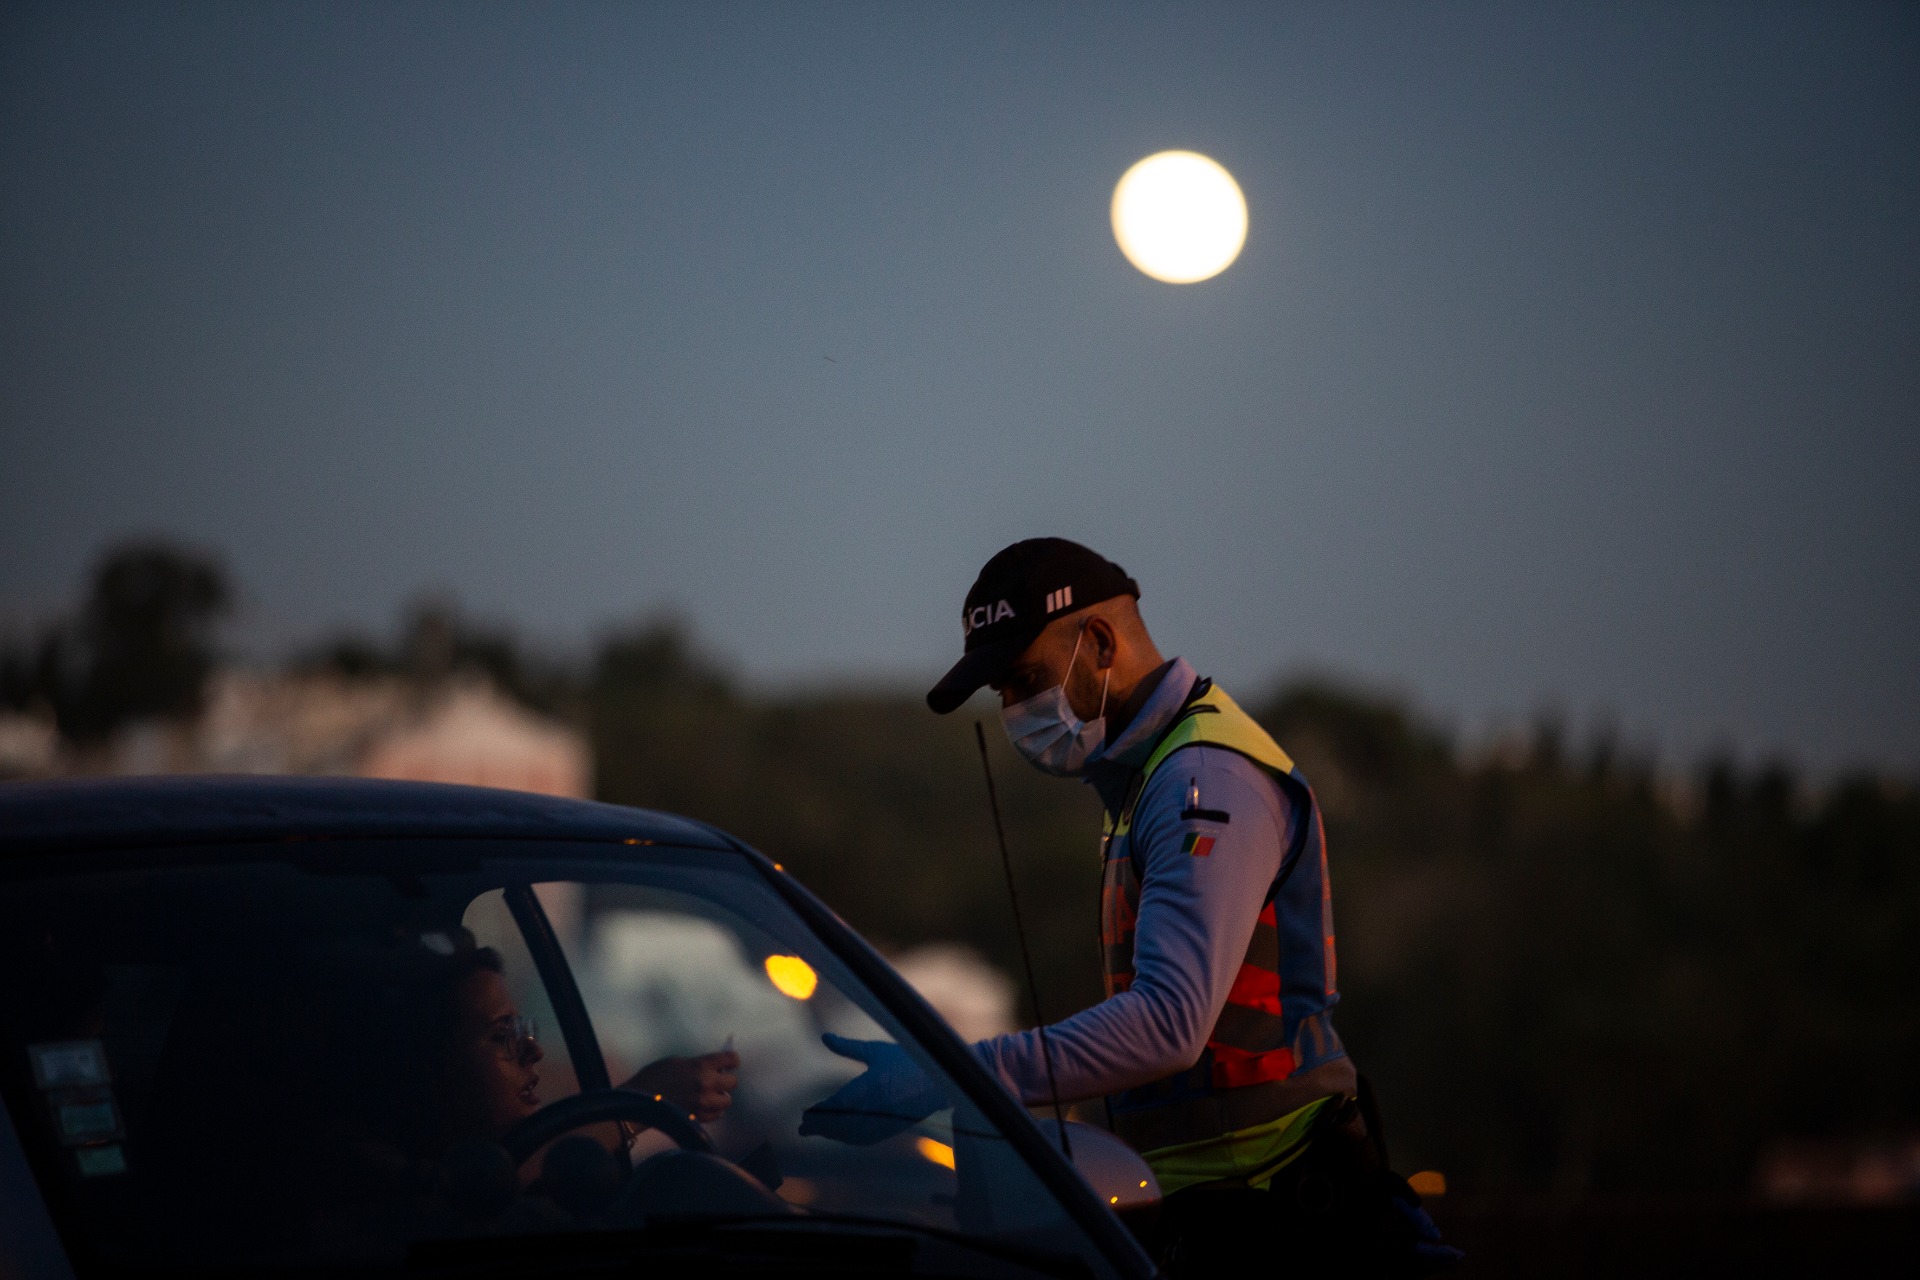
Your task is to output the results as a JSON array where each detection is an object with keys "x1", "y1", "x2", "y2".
[{"x1": 6, "y1": 530, "x2": 1900, "y2": 786}]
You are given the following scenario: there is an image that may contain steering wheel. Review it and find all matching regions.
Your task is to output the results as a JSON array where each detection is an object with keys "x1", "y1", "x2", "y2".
[
  {"x1": 499, "y1": 1088, "x2": 714, "y2": 1165},
  {"x1": 498, "y1": 1088, "x2": 787, "y2": 1224}
]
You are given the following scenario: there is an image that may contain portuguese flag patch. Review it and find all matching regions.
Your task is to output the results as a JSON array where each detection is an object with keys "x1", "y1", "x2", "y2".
[{"x1": 1181, "y1": 832, "x2": 1216, "y2": 857}]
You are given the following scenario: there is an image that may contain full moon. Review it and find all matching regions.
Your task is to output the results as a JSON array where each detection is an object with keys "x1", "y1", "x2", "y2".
[{"x1": 1110, "y1": 151, "x2": 1248, "y2": 284}]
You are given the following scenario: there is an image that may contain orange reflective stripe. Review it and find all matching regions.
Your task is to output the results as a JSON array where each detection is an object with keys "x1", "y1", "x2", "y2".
[
  {"x1": 1208, "y1": 1044, "x2": 1297, "y2": 1089},
  {"x1": 1101, "y1": 880, "x2": 1136, "y2": 948},
  {"x1": 1225, "y1": 962, "x2": 1283, "y2": 1014}
]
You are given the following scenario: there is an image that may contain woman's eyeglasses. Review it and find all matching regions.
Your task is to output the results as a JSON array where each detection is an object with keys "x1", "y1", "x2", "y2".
[{"x1": 485, "y1": 1015, "x2": 539, "y2": 1062}]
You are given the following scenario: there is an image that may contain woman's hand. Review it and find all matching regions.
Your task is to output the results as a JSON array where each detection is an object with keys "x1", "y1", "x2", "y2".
[{"x1": 624, "y1": 1047, "x2": 740, "y2": 1124}]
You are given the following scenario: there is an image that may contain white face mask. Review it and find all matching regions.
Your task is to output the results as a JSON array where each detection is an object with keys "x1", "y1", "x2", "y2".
[{"x1": 999, "y1": 625, "x2": 1111, "y2": 777}]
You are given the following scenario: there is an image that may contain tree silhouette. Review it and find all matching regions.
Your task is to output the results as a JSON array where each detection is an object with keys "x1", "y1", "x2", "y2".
[{"x1": 54, "y1": 541, "x2": 231, "y2": 741}]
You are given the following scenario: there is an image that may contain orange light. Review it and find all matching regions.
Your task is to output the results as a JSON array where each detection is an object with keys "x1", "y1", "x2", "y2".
[
  {"x1": 1408, "y1": 1170, "x2": 1447, "y2": 1197},
  {"x1": 915, "y1": 1137, "x2": 955, "y2": 1170},
  {"x1": 764, "y1": 954, "x2": 818, "y2": 1000}
]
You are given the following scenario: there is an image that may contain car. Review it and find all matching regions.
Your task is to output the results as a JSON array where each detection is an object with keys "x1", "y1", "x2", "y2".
[{"x1": 0, "y1": 775, "x2": 1161, "y2": 1278}]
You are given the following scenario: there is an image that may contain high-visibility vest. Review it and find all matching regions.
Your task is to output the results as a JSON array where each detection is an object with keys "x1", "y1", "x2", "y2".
[{"x1": 1100, "y1": 679, "x2": 1345, "y2": 1154}]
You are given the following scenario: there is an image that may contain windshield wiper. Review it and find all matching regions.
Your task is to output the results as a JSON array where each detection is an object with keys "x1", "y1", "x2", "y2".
[{"x1": 405, "y1": 1213, "x2": 1096, "y2": 1279}]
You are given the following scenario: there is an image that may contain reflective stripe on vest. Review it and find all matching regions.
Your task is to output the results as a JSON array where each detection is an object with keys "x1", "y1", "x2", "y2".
[{"x1": 1099, "y1": 680, "x2": 1343, "y2": 1149}]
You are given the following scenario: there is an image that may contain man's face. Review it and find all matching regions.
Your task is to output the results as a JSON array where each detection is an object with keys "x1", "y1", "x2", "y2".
[{"x1": 989, "y1": 613, "x2": 1108, "y2": 719}]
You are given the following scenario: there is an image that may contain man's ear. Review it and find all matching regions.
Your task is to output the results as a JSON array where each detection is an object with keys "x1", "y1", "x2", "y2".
[{"x1": 1086, "y1": 615, "x2": 1119, "y2": 670}]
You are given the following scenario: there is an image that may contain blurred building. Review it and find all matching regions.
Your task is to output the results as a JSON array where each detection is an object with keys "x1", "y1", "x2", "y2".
[
  {"x1": 1756, "y1": 1135, "x2": 1920, "y2": 1206},
  {"x1": 4, "y1": 670, "x2": 589, "y2": 799},
  {"x1": 890, "y1": 943, "x2": 1016, "y2": 1041},
  {"x1": 0, "y1": 710, "x2": 60, "y2": 780}
]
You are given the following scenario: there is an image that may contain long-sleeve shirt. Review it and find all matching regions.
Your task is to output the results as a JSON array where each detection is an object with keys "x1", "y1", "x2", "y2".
[{"x1": 974, "y1": 657, "x2": 1308, "y2": 1105}]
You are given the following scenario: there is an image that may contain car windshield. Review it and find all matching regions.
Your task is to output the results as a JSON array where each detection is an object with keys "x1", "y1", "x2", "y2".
[{"x1": 0, "y1": 840, "x2": 1115, "y2": 1277}]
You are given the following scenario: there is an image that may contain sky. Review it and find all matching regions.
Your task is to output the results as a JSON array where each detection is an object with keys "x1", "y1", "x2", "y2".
[{"x1": 2, "y1": 2, "x2": 1916, "y2": 774}]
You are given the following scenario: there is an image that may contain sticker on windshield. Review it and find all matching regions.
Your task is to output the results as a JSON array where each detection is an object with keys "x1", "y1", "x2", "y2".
[
  {"x1": 73, "y1": 1144, "x2": 127, "y2": 1178},
  {"x1": 28, "y1": 1040, "x2": 110, "y2": 1090},
  {"x1": 54, "y1": 1095, "x2": 123, "y2": 1145}
]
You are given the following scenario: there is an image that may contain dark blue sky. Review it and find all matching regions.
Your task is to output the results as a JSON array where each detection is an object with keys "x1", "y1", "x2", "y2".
[{"x1": 3, "y1": 2, "x2": 1915, "y2": 773}]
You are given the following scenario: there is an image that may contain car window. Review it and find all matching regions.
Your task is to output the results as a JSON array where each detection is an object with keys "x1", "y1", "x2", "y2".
[
  {"x1": 543, "y1": 877, "x2": 957, "y2": 1219},
  {"x1": 462, "y1": 886, "x2": 585, "y2": 1106},
  {"x1": 0, "y1": 842, "x2": 1117, "y2": 1278}
]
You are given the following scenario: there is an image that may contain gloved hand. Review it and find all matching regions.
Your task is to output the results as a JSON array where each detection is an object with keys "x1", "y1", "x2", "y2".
[
  {"x1": 1390, "y1": 1187, "x2": 1465, "y2": 1273},
  {"x1": 797, "y1": 1033, "x2": 947, "y2": 1146}
]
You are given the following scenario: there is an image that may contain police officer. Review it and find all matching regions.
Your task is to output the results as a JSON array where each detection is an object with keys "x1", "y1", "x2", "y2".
[{"x1": 808, "y1": 538, "x2": 1456, "y2": 1275}]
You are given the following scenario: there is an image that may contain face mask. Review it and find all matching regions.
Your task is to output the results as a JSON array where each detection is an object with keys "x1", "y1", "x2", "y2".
[{"x1": 1000, "y1": 625, "x2": 1111, "y2": 777}]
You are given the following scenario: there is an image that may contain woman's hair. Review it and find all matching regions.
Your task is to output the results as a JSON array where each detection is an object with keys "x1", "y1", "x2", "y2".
[{"x1": 300, "y1": 927, "x2": 508, "y2": 1160}]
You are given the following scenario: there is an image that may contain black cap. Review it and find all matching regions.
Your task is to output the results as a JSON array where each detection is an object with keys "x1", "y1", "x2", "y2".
[{"x1": 926, "y1": 538, "x2": 1140, "y2": 714}]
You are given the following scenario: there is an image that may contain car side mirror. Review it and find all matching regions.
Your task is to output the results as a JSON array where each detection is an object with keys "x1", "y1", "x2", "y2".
[{"x1": 1050, "y1": 1121, "x2": 1160, "y2": 1213}]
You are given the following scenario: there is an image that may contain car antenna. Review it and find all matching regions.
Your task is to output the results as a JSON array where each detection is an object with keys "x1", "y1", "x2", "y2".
[{"x1": 973, "y1": 720, "x2": 1071, "y2": 1159}]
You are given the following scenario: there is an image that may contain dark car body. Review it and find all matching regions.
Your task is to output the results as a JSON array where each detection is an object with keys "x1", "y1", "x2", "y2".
[{"x1": 0, "y1": 776, "x2": 1157, "y2": 1278}]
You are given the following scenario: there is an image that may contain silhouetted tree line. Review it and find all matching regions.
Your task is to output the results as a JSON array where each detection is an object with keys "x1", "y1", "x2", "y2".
[
  {"x1": 7, "y1": 542, "x2": 1915, "y2": 1198},
  {"x1": 0, "y1": 542, "x2": 228, "y2": 742},
  {"x1": 1, "y1": 545, "x2": 581, "y2": 740},
  {"x1": 293, "y1": 596, "x2": 582, "y2": 719}
]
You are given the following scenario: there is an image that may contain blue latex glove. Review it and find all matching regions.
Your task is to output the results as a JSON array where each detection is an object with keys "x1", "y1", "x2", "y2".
[
  {"x1": 1391, "y1": 1193, "x2": 1465, "y2": 1272},
  {"x1": 797, "y1": 1033, "x2": 947, "y2": 1146}
]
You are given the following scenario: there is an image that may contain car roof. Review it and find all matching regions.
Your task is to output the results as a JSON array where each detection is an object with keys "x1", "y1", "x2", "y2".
[{"x1": 0, "y1": 774, "x2": 736, "y2": 856}]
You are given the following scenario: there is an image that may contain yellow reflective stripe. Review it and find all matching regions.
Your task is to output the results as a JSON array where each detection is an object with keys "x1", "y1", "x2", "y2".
[
  {"x1": 1111, "y1": 686, "x2": 1297, "y2": 838},
  {"x1": 1137, "y1": 1095, "x2": 1333, "y2": 1196},
  {"x1": 1140, "y1": 685, "x2": 1295, "y2": 781}
]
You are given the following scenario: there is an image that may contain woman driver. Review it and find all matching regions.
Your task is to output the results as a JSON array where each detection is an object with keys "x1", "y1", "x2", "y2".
[
  {"x1": 444, "y1": 944, "x2": 740, "y2": 1142},
  {"x1": 299, "y1": 930, "x2": 737, "y2": 1250}
]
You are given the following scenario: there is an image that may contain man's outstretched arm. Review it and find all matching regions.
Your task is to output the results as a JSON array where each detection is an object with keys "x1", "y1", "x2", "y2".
[{"x1": 972, "y1": 747, "x2": 1290, "y2": 1104}]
